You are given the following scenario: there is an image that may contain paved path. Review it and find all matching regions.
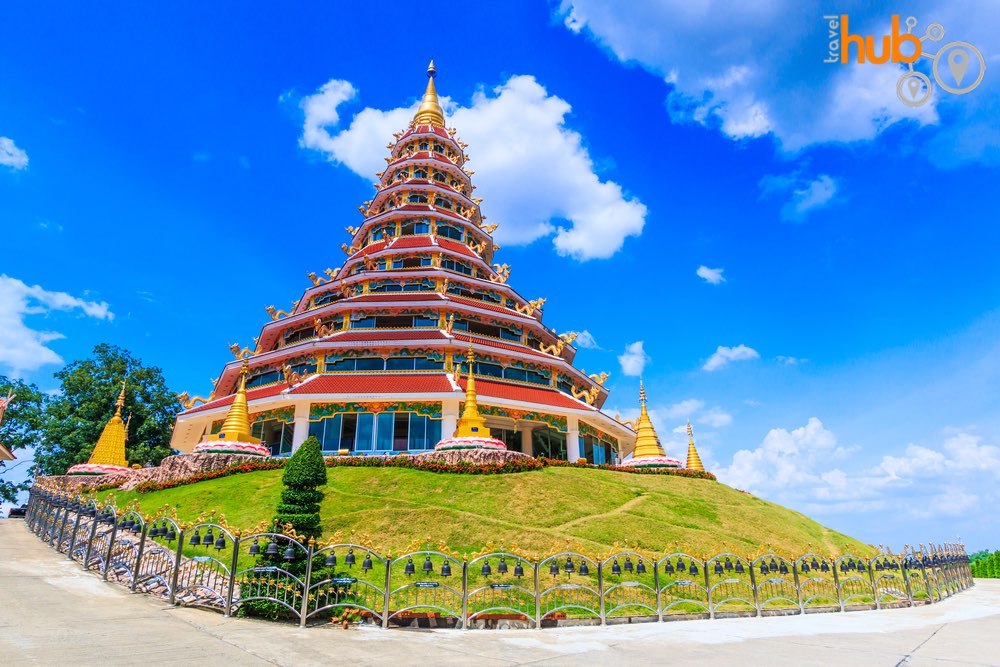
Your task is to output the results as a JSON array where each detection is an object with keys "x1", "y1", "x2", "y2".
[{"x1": 2, "y1": 520, "x2": 999, "y2": 666}]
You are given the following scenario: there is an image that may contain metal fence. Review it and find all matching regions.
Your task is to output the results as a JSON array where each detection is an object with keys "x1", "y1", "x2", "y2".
[{"x1": 23, "y1": 488, "x2": 975, "y2": 629}]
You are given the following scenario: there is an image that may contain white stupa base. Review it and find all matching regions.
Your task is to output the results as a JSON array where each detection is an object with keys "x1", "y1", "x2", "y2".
[
  {"x1": 193, "y1": 441, "x2": 270, "y2": 457},
  {"x1": 434, "y1": 436, "x2": 508, "y2": 451},
  {"x1": 618, "y1": 455, "x2": 683, "y2": 468},
  {"x1": 66, "y1": 463, "x2": 132, "y2": 476}
]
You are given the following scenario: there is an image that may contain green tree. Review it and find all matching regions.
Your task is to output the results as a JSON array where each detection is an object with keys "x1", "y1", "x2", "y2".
[
  {"x1": 275, "y1": 436, "x2": 327, "y2": 539},
  {"x1": 0, "y1": 377, "x2": 47, "y2": 503},
  {"x1": 35, "y1": 344, "x2": 179, "y2": 475}
]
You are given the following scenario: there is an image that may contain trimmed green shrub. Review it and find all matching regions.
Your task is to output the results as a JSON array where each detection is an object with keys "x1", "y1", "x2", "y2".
[{"x1": 275, "y1": 436, "x2": 327, "y2": 540}]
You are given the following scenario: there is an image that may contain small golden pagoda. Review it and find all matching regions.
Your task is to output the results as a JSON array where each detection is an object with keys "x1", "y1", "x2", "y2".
[
  {"x1": 632, "y1": 382, "x2": 665, "y2": 458},
  {"x1": 686, "y1": 421, "x2": 705, "y2": 472},
  {"x1": 66, "y1": 382, "x2": 132, "y2": 475},
  {"x1": 207, "y1": 359, "x2": 259, "y2": 444},
  {"x1": 193, "y1": 359, "x2": 270, "y2": 456},
  {"x1": 620, "y1": 383, "x2": 682, "y2": 468},
  {"x1": 455, "y1": 346, "x2": 490, "y2": 438}
]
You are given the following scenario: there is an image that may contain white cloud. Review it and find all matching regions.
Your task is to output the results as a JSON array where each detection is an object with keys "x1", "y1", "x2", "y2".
[
  {"x1": 571, "y1": 330, "x2": 600, "y2": 349},
  {"x1": 0, "y1": 275, "x2": 114, "y2": 377},
  {"x1": 759, "y1": 172, "x2": 839, "y2": 222},
  {"x1": 717, "y1": 417, "x2": 855, "y2": 495},
  {"x1": 702, "y1": 344, "x2": 759, "y2": 371},
  {"x1": 699, "y1": 407, "x2": 733, "y2": 428},
  {"x1": 776, "y1": 355, "x2": 806, "y2": 365},
  {"x1": 617, "y1": 340, "x2": 650, "y2": 376},
  {"x1": 557, "y1": 1, "x2": 940, "y2": 153},
  {"x1": 717, "y1": 418, "x2": 999, "y2": 526},
  {"x1": 661, "y1": 398, "x2": 703, "y2": 419},
  {"x1": 295, "y1": 74, "x2": 646, "y2": 260},
  {"x1": 696, "y1": 265, "x2": 725, "y2": 285},
  {"x1": 0, "y1": 137, "x2": 29, "y2": 170}
]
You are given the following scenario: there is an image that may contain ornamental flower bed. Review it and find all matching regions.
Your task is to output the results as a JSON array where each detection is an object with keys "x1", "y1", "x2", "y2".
[{"x1": 65, "y1": 450, "x2": 714, "y2": 496}]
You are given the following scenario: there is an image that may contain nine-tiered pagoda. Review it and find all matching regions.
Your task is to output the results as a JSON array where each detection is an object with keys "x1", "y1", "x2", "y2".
[{"x1": 171, "y1": 63, "x2": 643, "y2": 463}]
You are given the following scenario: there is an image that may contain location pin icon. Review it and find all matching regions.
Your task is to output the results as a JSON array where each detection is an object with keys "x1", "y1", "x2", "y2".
[
  {"x1": 907, "y1": 77, "x2": 921, "y2": 100},
  {"x1": 948, "y1": 50, "x2": 969, "y2": 86}
]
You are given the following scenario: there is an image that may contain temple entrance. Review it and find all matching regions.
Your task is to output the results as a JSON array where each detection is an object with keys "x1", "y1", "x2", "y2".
[
  {"x1": 490, "y1": 427, "x2": 519, "y2": 452},
  {"x1": 532, "y1": 428, "x2": 566, "y2": 459},
  {"x1": 252, "y1": 419, "x2": 293, "y2": 456}
]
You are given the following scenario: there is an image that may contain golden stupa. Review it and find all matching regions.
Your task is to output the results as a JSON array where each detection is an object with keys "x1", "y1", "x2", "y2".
[
  {"x1": 66, "y1": 381, "x2": 131, "y2": 474},
  {"x1": 621, "y1": 382, "x2": 682, "y2": 468},
  {"x1": 206, "y1": 359, "x2": 259, "y2": 444},
  {"x1": 87, "y1": 382, "x2": 129, "y2": 467},
  {"x1": 455, "y1": 346, "x2": 490, "y2": 438},
  {"x1": 685, "y1": 421, "x2": 705, "y2": 471}
]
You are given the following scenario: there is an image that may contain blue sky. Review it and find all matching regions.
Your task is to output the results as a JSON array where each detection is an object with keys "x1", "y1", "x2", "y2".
[{"x1": 2, "y1": 1, "x2": 998, "y2": 551}]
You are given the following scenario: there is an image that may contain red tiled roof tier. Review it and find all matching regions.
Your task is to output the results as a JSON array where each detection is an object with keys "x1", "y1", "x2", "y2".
[
  {"x1": 436, "y1": 238, "x2": 478, "y2": 258},
  {"x1": 389, "y1": 235, "x2": 435, "y2": 250},
  {"x1": 182, "y1": 382, "x2": 290, "y2": 415},
  {"x1": 346, "y1": 293, "x2": 442, "y2": 303},
  {"x1": 458, "y1": 378, "x2": 593, "y2": 411},
  {"x1": 451, "y1": 333, "x2": 550, "y2": 358},
  {"x1": 289, "y1": 374, "x2": 454, "y2": 395},
  {"x1": 447, "y1": 295, "x2": 517, "y2": 316}
]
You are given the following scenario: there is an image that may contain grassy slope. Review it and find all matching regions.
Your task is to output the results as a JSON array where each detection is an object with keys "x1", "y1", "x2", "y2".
[{"x1": 104, "y1": 467, "x2": 871, "y2": 558}]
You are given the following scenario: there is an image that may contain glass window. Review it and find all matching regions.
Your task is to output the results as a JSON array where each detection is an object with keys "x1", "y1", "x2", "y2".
[
  {"x1": 504, "y1": 367, "x2": 527, "y2": 383},
  {"x1": 355, "y1": 413, "x2": 374, "y2": 451},
  {"x1": 375, "y1": 413, "x2": 394, "y2": 451},
  {"x1": 386, "y1": 357, "x2": 416, "y2": 371},
  {"x1": 524, "y1": 369, "x2": 549, "y2": 385},
  {"x1": 312, "y1": 415, "x2": 342, "y2": 453},
  {"x1": 327, "y1": 358, "x2": 355, "y2": 372},
  {"x1": 408, "y1": 414, "x2": 426, "y2": 450},
  {"x1": 341, "y1": 414, "x2": 358, "y2": 451},
  {"x1": 413, "y1": 168, "x2": 427, "y2": 179},
  {"x1": 438, "y1": 224, "x2": 462, "y2": 240},
  {"x1": 532, "y1": 428, "x2": 567, "y2": 460},
  {"x1": 393, "y1": 413, "x2": 409, "y2": 451},
  {"x1": 247, "y1": 369, "x2": 282, "y2": 388},
  {"x1": 355, "y1": 358, "x2": 384, "y2": 371},
  {"x1": 500, "y1": 328, "x2": 521, "y2": 342},
  {"x1": 353, "y1": 316, "x2": 376, "y2": 328},
  {"x1": 475, "y1": 362, "x2": 502, "y2": 378},
  {"x1": 414, "y1": 357, "x2": 442, "y2": 371},
  {"x1": 413, "y1": 315, "x2": 438, "y2": 327}
]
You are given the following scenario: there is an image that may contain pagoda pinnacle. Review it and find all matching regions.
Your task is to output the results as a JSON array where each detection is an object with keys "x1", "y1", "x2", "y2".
[
  {"x1": 413, "y1": 60, "x2": 446, "y2": 127},
  {"x1": 85, "y1": 380, "x2": 129, "y2": 467},
  {"x1": 455, "y1": 344, "x2": 490, "y2": 437},
  {"x1": 207, "y1": 359, "x2": 260, "y2": 444},
  {"x1": 685, "y1": 421, "x2": 705, "y2": 471},
  {"x1": 632, "y1": 381, "x2": 666, "y2": 459}
]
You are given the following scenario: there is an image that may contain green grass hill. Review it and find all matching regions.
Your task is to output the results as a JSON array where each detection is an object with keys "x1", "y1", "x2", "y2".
[{"x1": 102, "y1": 466, "x2": 871, "y2": 559}]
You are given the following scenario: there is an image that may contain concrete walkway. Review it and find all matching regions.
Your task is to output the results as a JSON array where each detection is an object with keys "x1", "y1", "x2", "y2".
[{"x1": 2, "y1": 520, "x2": 998, "y2": 666}]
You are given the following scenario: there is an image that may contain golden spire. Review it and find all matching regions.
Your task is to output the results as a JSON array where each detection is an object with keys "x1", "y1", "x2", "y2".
[
  {"x1": 686, "y1": 421, "x2": 705, "y2": 471},
  {"x1": 207, "y1": 360, "x2": 260, "y2": 444},
  {"x1": 86, "y1": 380, "x2": 129, "y2": 467},
  {"x1": 455, "y1": 344, "x2": 490, "y2": 437},
  {"x1": 632, "y1": 381, "x2": 666, "y2": 459},
  {"x1": 413, "y1": 60, "x2": 446, "y2": 127}
]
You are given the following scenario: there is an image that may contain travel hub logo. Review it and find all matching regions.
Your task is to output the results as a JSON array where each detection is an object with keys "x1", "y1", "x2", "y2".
[{"x1": 824, "y1": 14, "x2": 985, "y2": 107}]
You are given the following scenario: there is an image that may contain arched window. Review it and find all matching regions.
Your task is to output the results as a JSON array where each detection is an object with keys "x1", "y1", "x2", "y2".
[
  {"x1": 434, "y1": 196, "x2": 453, "y2": 210},
  {"x1": 437, "y1": 224, "x2": 462, "y2": 241},
  {"x1": 433, "y1": 170, "x2": 446, "y2": 183},
  {"x1": 418, "y1": 141, "x2": 429, "y2": 150},
  {"x1": 408, "y1": 193, "x2": 428, "y2": 204},
  {"x1": 412, "y1": 167, "x2": 427, "y2": 179},
  {"x1": 433, "y1": 142, "x2": 445, "y2": 154}
]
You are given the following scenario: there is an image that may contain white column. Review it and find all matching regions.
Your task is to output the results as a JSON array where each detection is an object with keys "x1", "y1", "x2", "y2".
[
  {"x1": 442, "y1": 398, "x2": 460, "y2": 438},
  {"x1": 520, "y1": 426, "x2": 534, "y2": 456},
  {"x1": 566, "y1": 415, "x2": 581, "y2": 462},
  {"x1": 290, "y1": 402, "x2": 310, "y2": 452}
]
